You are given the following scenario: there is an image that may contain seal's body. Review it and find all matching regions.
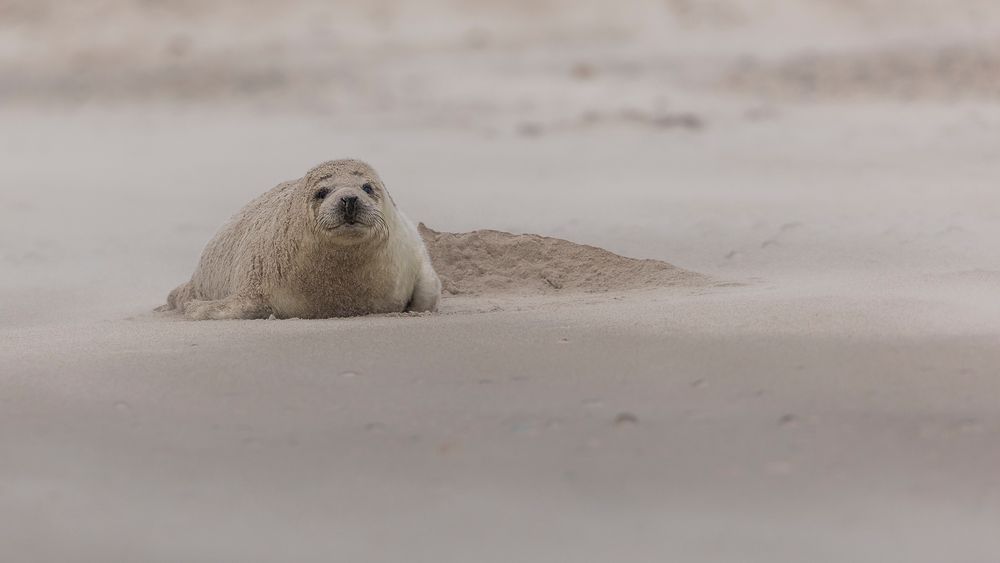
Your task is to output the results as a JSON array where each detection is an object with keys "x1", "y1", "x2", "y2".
[{"x1": 161, "y1": 159, "x2": 440, "y2": 320}]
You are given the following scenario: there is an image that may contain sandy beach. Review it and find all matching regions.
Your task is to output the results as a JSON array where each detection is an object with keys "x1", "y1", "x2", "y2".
[{"x1": 2, "y1": 1, "x2": 1000, "y2": 561}]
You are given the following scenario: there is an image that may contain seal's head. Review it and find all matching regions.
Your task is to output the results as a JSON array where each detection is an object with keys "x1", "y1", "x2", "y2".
[{"x1": 305, "y1": 159, "x2": 393, "y2": 245}]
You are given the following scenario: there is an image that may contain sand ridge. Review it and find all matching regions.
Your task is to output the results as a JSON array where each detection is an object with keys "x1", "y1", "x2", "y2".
[{"x1": 419, "y1": 224, "x2": 711, "y2": 296}]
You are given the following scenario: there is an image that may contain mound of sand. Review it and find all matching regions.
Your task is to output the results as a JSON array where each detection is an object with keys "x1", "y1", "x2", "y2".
[{"x1": 419, "y1": 224, "x2": 710, "y2": 296}]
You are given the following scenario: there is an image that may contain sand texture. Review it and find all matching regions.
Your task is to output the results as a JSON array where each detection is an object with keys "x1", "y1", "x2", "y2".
[
  {"x1": 3, "y1": 1, "x2": 1000, "y2": 562},
  {"x1": 420, "y1": 224, "x2": 711, "y2": 295}
]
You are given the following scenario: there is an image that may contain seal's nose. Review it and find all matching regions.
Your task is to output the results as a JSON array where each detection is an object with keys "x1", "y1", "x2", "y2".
[{"x1": 341, "y1": 195, "x2": 359, "y2": 223}]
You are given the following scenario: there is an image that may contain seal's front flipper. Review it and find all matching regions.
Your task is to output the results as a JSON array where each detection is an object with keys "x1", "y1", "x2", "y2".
[
  {"x1": 405, "y1": 261, "x2": 442, "y2": 313},
  {"x1": 183, "y1": 295, "x2": 270, "y2": 320}
]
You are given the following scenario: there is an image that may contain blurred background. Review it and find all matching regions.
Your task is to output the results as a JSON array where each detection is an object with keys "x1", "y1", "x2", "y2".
[{"x1": 4, "y1": 0, "x2": 1000, "y2": 108}]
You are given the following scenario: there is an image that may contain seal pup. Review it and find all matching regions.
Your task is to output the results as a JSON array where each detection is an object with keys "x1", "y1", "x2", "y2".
[{"x1": 160, "y1": 159, "x2": 441, "y2": 319}]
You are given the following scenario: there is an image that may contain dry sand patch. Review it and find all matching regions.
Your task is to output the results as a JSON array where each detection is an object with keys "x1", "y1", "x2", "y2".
[{"x1": 420, "y1": 224, "x2": 712, "y2": 297}]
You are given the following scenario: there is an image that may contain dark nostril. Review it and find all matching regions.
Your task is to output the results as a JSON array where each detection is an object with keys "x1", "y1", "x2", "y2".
[{"x1": 341, "y1": 195, "x2": 359, "y2": 219}]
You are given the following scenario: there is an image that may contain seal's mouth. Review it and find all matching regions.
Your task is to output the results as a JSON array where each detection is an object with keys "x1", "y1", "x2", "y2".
[
  {"x1": 326, "y1": 221, "x2": 370, "y2": 232},
  {"x1": 318, "y1": 211, "x2": 389, "y2": 240}
]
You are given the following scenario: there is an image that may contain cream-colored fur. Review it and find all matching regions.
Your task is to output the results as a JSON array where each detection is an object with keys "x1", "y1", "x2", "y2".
[{"x1": 160, "y1": 159, "x2": 440, "y2": 320}]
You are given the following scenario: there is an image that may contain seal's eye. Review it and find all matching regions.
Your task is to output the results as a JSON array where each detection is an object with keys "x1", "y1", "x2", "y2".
[
  {"x1": 361, "y1": 183, "x2": 375, "y2": 196},
  {"x1": 314, "y1": 188, "x2": 331, "y2": 200}
]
